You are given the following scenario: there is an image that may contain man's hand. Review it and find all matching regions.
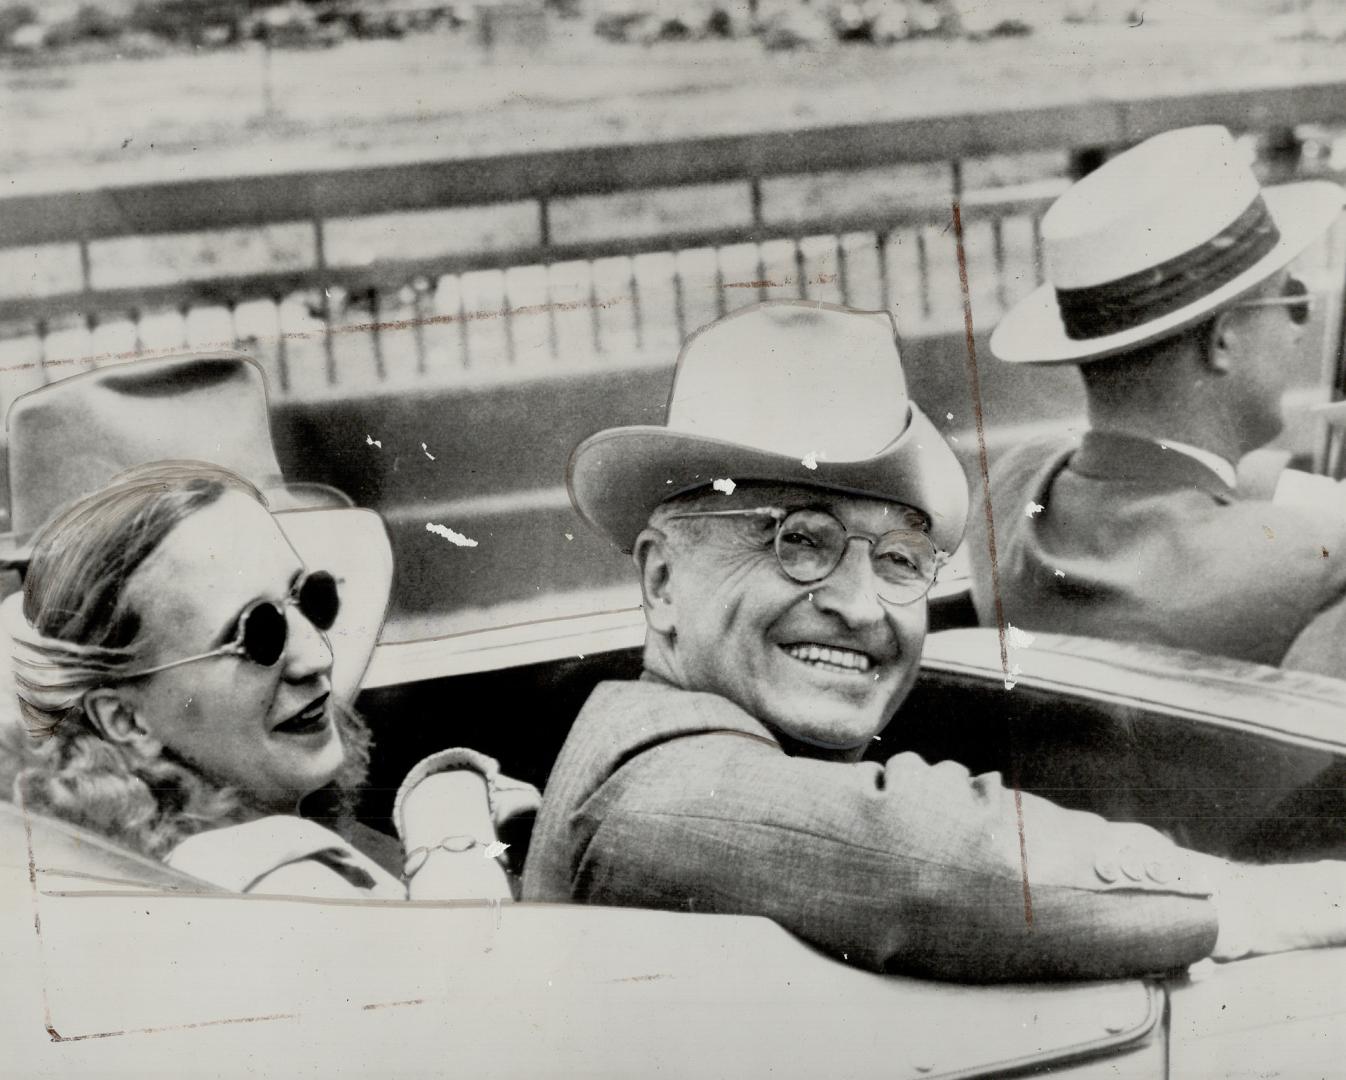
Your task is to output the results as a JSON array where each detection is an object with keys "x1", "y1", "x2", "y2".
[{"x1": 1209, "y1": 860, "x2": 1346, "y2": 961}]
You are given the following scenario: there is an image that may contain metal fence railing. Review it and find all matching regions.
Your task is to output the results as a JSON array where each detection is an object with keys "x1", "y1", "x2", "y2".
[{"x1": 3, "y1": 81, "x2": 1345, "y2": 411}]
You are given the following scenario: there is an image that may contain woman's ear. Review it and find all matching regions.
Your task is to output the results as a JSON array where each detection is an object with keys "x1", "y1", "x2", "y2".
[
  {"x1": 83, "y1": 689, "x2": 162, "y2": 758},
  {"x1": 633, "y1": 527, "x2": 677, "y2": 636}
]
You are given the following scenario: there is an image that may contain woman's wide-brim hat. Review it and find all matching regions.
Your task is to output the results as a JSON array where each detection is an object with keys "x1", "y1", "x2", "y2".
[
  {"x1": 0, "y1": 353, "x2": 389, "y2": 701},
  {"x1": 267, "y1": 506, "x2": 392, "y2": 702},
  {"x1": 0, "y1": 352, "x2": 349, "y2": 563},
  {"x1": 567, "y1": 300, "x2": 970, "y2": 554},
  {"x1": 992, "y1": 125, "x2": 1345, "y2": 365}
]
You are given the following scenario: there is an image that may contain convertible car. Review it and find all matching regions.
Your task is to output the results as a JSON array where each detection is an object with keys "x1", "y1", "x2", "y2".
[{"x1": 6, "y1": 607, "x2": 1346, "y2": 1078}]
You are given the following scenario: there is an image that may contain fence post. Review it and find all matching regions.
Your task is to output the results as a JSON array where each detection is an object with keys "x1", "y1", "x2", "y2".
[
  {"x1": 751, "y1": 178, "x2": 767, "y2": 302},
  {"x1": 313, "y1": 216, "x2": 336, "y2": 386}
]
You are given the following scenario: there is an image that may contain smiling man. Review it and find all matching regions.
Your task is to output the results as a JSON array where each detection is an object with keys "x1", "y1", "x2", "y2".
[{"x1": 523, "y1": 300, "x2": 1346, "y2": 981}]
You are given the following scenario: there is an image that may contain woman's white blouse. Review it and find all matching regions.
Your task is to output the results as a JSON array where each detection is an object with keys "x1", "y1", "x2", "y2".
[{"x1": 166, "y1": 816, "x2": 406, "y2": 899}]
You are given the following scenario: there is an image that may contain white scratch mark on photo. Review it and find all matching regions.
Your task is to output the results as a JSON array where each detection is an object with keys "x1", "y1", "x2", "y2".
[{"x1": 426, "y1": 522, "x2": 478, "y2": 547}]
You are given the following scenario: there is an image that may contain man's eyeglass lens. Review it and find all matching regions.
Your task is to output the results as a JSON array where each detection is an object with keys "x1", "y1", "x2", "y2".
[
  {"x1": 774, "y1": 510, "x2": 937, "y2": 604},
  {"x1": 1235, "y1": 276, "x2": 1312, "y2": 325}
]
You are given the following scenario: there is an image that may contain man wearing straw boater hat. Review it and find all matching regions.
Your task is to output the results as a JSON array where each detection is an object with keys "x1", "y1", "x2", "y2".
[
  {"x1": 966, "y1": 126, "x2": 1346, "y2": 671},
  {"x1": 524, "y1": 298, "x2": 1346, "y2": 979}
]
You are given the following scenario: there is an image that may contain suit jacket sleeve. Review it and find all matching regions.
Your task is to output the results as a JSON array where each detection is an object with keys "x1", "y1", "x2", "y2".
[{"x1": 574, "y1": 729, "x2": 1219, "y2": 981}]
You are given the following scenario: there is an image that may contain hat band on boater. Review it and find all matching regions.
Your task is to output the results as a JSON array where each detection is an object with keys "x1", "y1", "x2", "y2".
[{"x1": 1053, "y1": 194, "x2": 1280, "y2": 340}]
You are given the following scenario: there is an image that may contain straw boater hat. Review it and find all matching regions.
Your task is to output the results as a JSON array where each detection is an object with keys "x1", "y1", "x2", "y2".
[
  {"x1": 0, "y1": 353, "x2": 391, "y2": 700},
  {"x1": 567, "y1": 300, "x2": 969, "y2": 554},
  {"x1": 992, "y1": 125, "x2": 1345, "y2": 365}
]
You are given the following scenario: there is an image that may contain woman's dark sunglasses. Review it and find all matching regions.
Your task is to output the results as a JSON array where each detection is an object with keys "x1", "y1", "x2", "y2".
[{"x1": 121, "y1": 571, "x2": 340, "y2": 679}]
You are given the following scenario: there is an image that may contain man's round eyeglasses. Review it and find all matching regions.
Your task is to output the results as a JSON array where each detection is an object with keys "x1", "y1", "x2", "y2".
[
  {"x1": 1231, "y1": 275, "x2": 1313, "y2": 326},
  {"x1": 663, "y1": 506, "x2": 940, "y2": 605},
  {"x1": 120, "y1": 570, "x2": 341, "y2": 679}
]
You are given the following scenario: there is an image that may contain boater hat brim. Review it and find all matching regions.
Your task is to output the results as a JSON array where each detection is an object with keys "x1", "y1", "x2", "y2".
[
  {"x1": 567, "y1": 402, "x2": 968, "y2": 555},
  {"x1": 991, "y1": 181, "x2": 1345, "y2": 365}
]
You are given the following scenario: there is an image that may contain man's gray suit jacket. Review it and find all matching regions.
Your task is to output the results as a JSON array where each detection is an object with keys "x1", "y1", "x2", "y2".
[
  {"x1": 523, "y1": 674, "x2": 1218, "y2": 982},
  {"x1": 966, "y1": 431, "x2": 1346, "y2": 674}
]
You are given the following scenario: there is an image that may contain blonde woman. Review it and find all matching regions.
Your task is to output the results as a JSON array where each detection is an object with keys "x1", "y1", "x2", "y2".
[{"x1": 3, "y1": 461, "x2": 536, "y2": 900}]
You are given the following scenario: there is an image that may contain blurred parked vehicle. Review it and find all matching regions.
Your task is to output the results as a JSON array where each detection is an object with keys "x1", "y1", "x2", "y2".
[
  {"x1": 129, "y1": 1, "x2": 242, "y2": 43},
  {"x1": 249, "y1": 0, "x2": 345, "y2": 45}
]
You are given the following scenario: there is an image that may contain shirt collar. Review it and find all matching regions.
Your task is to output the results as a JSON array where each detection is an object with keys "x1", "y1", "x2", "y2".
[
  {"x1": 1069, "y1": 432, "x2": 1236, "y2": 503},
  {"x1": 1155, "y1": 439, "x2": 1238, "y2": 490}
]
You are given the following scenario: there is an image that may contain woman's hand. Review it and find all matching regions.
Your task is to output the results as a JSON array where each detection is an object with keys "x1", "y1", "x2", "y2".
[{"x1": 399, "y1": 769, "x2": 513, "y2": 902}]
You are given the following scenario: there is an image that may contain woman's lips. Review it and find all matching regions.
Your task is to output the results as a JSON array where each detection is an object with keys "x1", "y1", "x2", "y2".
[{"x1": 273, "y1": 693, "x2": 330, "y2": 736}]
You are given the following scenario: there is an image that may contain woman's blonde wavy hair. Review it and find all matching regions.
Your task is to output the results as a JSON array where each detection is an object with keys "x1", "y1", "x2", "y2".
[{"x1": 0, "y1": 462, "x2": 371, "y2": 860}]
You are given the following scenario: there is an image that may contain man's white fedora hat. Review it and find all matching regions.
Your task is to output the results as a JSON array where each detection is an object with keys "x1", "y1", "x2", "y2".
[
  {"x1": 992, "y1": 125, "x2": 1345, "y2": 365},
  {"x1": 567, "y1": 300, "x2": 970, "y2": 554}
]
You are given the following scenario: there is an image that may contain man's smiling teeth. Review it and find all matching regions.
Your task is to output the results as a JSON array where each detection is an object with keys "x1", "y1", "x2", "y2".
[{"x1": 783, "y1": 644, "x2": 873, "y2": 672}]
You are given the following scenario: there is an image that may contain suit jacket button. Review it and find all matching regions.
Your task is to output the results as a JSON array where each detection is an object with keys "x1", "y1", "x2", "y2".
[
  {"x1": 1094, "y1": 858, "x2": 1119, "y2": 884},
  {"x1": 1145, "y1": 860, "x2": 1172, "y2": 884}
]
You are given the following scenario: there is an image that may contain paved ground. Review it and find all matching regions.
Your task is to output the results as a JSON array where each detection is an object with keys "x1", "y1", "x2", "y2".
[{"x1": 5, "y1": 5, "x2": 1346, "y2": 194}]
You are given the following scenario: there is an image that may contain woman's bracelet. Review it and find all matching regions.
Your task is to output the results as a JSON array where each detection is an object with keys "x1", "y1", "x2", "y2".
[{"x1": 403, "y1": 834, "x2": 486, "y2": 880}]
